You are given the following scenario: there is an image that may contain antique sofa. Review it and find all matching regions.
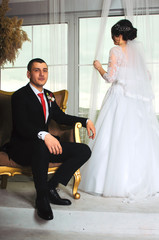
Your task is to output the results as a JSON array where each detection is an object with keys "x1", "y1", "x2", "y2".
[{"x1": 0, "y1": 89, "x2": 82, "y2": 199}]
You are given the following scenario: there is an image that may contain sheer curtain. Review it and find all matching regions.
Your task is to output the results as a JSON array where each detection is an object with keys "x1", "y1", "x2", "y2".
[
  {"x1": 82, "y1": 0, "x2": 112, "y2": 143},
  {"x1": 46, "y1": 0, "x2": 68, "y2": 92},
  {"x1": 87, "y1": 0, "x2": 112, "y2": 124}
]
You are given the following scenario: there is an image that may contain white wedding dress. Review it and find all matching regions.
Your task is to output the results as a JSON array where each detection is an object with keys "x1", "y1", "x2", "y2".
[{"x1": 80, "y1": 40, "x2": 159, "y2": 201}]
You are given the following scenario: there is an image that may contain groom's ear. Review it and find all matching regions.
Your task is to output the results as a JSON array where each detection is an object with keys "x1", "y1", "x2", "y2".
[{"x1": 27, "y1": 71, "x2": 31, "y2": 80}]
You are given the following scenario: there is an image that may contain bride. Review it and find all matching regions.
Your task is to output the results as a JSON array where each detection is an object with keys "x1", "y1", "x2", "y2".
[{"x1": 79, "y1": 19, "x2": 159, "y2": 201}]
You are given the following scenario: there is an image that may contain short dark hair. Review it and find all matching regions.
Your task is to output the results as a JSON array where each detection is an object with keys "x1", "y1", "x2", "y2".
[
  {"x1": 27, "y1": 58, "x2": 47, "y2": 71},
  {"x1": 111, "y1": 19, "x2": 137, "y2": 41}
]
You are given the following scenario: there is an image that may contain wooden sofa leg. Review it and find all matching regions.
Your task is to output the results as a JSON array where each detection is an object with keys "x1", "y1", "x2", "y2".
[
  {"x1": 73, "y1": 169, "x2": 81, "y2": 199},
  {"x1": 1, "y1": 175, "x2": 8, "y2": 189}
]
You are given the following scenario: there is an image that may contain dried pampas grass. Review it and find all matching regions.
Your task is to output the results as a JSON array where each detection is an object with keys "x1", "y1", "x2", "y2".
[{"x1": 0, "y1": 0, "x2": 30, "y2": 67}]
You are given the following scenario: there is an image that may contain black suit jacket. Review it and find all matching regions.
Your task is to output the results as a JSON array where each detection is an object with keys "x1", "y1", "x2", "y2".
[{"x1": 9, "y1": 83, "x2": 87, "y2": 165}]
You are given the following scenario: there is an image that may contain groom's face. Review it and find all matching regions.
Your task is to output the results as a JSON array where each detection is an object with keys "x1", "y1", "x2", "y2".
[{"x1": 27, "y1": 62, "x2": 48, "y2": 91}]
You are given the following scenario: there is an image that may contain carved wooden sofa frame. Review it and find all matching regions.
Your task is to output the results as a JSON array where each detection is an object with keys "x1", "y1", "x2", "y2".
[{"x1": 0, "y1": 89, "x2": 82, "y2": 199}]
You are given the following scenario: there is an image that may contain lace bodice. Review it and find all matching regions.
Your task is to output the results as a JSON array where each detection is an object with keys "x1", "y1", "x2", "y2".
[
  {"x1": 102, "y1": 41, "x2": 154, "y2": 101},
  {"x1": 103, "y1": 46, "x2": 125, "y2": 83}
]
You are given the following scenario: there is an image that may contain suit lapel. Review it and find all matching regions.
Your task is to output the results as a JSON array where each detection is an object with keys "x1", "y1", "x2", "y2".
[{"x1": 25, "y1": 83, "x2": 46, "y2": 122}]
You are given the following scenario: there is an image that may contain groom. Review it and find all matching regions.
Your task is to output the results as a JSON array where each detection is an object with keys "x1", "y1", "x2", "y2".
[{"x1": 8, "y1": 58, "x2": 96, "y2": 220}]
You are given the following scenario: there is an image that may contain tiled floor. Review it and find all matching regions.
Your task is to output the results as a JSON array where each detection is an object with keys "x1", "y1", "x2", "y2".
[{"x1": 0, "y1": 177, "x2": 159, "y2": 240}]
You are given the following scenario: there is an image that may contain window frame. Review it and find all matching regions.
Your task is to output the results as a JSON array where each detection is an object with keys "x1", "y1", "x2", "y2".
[{"x1": 1, "y1": 7, "x2": 159, "y2": 116}]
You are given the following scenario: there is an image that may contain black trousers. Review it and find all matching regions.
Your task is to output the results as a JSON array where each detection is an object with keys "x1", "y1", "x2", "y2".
[{"x1": 30, "y1": 140, "x2": 91, "y2": 197}]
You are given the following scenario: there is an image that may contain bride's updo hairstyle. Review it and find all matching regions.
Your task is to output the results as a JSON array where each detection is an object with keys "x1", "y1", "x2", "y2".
[{"x1": 111, "y1": 19, "x2": 137, "y2": 41}]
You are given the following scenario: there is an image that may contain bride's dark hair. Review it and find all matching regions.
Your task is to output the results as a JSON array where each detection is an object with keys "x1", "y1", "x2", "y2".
[{"x1": 111, "y1": 19, "x2": 137, "y2": 41}]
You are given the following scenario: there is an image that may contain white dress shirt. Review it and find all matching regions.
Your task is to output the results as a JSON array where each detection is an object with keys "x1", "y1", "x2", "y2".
[{"x1": 29, "y1": 83, "x2": 49, "y2": 140}]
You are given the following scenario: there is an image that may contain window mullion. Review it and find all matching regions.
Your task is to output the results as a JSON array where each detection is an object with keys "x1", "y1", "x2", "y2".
[{"x1": 67, "y1": 14, "x2": 79, "y2": 115}]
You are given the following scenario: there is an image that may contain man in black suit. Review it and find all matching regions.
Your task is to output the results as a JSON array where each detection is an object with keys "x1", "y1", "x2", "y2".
[{"x1": 8, "y1": 58, "x2": 96, "y2": 221}]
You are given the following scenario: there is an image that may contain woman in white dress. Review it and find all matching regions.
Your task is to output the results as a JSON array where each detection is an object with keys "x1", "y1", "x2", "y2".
[{"x1": 80, "y1": 19, "x2": 159, "y2": 201}]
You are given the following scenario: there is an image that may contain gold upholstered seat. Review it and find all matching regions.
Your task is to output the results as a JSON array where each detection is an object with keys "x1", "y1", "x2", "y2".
[{"x1": 0, "y1": 89, "x2": 82, "y2": 199}]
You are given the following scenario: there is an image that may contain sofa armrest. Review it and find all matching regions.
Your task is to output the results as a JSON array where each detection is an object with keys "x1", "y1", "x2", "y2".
[
  {"x1": 72, "y1": 122, "x2": 82, "y2": 199},
  {"x1": 48, "y1": 120, "x2": 83, "y2": 144},
  {"x1": 74, "y1": 122, "x2": 82, "y2": 143}
]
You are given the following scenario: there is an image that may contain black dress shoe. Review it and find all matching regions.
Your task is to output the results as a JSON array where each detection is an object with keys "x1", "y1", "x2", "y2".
[
  {"x1": 49, "y1": 188, "x2": 72, "y2": 205},
  {"x1": 36, "y1": 197, "x2": 53, "y2": 220}
]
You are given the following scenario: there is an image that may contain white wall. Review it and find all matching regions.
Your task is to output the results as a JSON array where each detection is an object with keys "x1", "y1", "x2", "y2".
[
  {"x1": 5, "y1": 0, "x2": 159, "y2": 25},
  {"x1": 6, "y1": 0, "x2": 122, "y2": 25}
]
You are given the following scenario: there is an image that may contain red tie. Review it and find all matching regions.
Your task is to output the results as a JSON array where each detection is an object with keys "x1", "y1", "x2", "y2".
[{"x1": 38, "y1": 93, "x2": 46, "y2": 120}]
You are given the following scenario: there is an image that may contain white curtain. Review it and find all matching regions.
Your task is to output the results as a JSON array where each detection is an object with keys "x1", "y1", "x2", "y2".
[
  {"x1": 88, "y1": 0, "x2": 112, "y2": 125},
  {"x1": 46, "y1": 0, "x2": 67, "y2": 92}
]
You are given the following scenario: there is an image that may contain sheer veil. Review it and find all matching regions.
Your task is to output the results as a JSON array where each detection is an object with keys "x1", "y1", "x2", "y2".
[{"x1": 122, "y1": 40, "x2": 154, "y2": 101}]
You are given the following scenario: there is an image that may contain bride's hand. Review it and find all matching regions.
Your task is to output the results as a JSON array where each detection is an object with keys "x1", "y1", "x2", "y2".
[{"x1": 93, "y1": 60, "x2": 102, "y2": 70}]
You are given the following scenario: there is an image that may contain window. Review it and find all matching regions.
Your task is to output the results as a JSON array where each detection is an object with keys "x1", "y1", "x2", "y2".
[
  {"x1": 1, "y1": 26, "x2": 32, "y2": 91},
  {"x1": 0, "y1": 24, "x2": 68, "y2": 92},
  {"x1": 1, "y1": 12, "x2": 159, "y2": 120}
]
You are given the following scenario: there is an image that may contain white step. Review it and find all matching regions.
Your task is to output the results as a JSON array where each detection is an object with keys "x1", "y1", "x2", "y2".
[
  {"x1": 0, "y1": 181, "x2": 159, "y2": 240},
  {"x1": 0, "y1": 206, "x2": 159, "y2": 235},
  {"x1": 1, "y1": 206, "x2": 159, "y2": 235}
]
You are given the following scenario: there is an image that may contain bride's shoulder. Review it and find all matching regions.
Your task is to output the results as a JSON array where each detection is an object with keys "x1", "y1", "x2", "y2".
[
  {"x1": 110, "y1": 46, "x2": 121, "y2": 53},
  {"x1": 109, "y1": 46, "x2": 122, "y2": 57}
]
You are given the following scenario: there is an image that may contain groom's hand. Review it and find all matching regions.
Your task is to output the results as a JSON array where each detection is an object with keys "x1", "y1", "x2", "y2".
[
  {"x1": 86, "y1": 119, "x2": 96, "y2": 140},
  {"x1": 44, "y1": 133, "x2": 62, "y2": 155}
]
